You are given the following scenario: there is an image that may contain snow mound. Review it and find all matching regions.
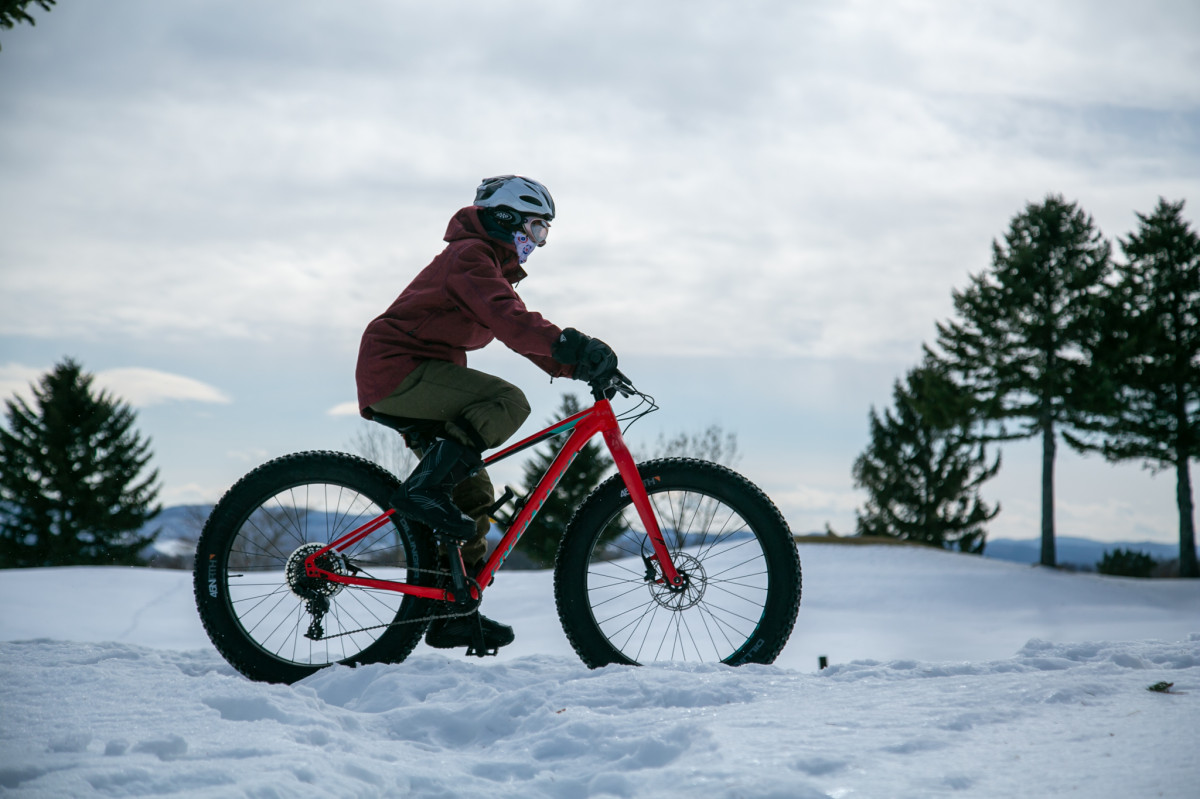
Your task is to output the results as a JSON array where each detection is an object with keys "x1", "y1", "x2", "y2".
[
  {"x1": 2, "y1": 546, "x2": 1198, "y2": 797},
  {"x1": 2, "y1": 639, "x2": 1198, "y2": 797}
]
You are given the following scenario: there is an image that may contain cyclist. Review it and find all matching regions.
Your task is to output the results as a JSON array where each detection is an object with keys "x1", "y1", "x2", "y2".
[{"x1": 355, "y1": 175, "x2": 617, "y2": 653}]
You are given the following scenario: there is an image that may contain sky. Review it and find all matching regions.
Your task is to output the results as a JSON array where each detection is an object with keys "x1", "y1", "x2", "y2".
[{"x1": 1, "y1": 0, "x2": 1199, "y2": 546}]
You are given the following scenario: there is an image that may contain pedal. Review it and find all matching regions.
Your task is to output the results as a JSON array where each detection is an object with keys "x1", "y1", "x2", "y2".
[
  {"x1": 465, "y1": 613, "x2": 498, "y2": 658},
  {"x1": 487, "y1": 485, "x2": 525, "y2": 527}
]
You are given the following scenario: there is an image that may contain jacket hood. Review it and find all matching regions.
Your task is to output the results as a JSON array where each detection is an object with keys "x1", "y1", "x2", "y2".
[
  {"x1": 444, "y1": 206, "x2": 510, "y2": 246},
  {"x1": 443, "y1": 206, "x2": 526, "y2": 281}
]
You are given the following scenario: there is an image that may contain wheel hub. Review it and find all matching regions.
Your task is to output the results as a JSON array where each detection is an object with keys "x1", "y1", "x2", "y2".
[
  {"x1": 286, "y1": 543, "x2": 347, "y2": 601},
  {"x1": 649, "y1": 553, "x2": 706, "y2": 610}
]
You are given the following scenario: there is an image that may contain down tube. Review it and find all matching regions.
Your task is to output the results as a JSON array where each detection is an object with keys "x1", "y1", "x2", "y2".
[{"x1": 476, "y1": 415, "x2": 605, "y2": 587}]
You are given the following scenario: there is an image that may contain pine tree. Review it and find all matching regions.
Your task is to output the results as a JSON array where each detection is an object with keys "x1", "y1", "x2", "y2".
[
  {"x1": 0, "y1": 0, "x2": 55, "y2": 48},
  {"x1": 0, "y1": 358, "x2": 161, "y2": 567},
  {"x1": 928, "y1": 195, "x2": 1112, "y2": 566},
  {"x1": 1076, "y1": 199, "x2": 1200, "y2": 578},
  {"x1": 852, "y1": 363, "x2": 999, "y2": 553},
  {"x1": 1096, "y1": 548, "x2": 1158, "y2": 578},
  {"x1": 514, "y1": 394, "x2": 614, "y2": 568}
]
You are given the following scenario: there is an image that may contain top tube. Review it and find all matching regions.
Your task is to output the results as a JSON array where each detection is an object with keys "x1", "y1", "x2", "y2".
[{"x1": 484, "y1": 404, "x2": 598, "y2": 466}]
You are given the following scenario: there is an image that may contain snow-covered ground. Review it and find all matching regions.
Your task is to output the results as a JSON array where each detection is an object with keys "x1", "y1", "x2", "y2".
[{"x1": 1, "y1": 544, "x2": 1198, "y2": 798}]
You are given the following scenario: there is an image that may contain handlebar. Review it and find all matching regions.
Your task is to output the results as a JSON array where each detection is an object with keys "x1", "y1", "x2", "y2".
[{"x1": 589, "y1": 369, "x2": 635, "y2": 401}]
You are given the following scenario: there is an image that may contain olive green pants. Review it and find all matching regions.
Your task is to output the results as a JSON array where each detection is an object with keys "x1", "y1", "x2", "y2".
[{"x1": 370, "y1": 360, "x2": 531, "y2": 564}]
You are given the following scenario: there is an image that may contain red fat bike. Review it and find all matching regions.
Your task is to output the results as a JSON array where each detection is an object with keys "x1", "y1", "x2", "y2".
[{"x1": 193, "y1": 373, "x2": 802, "y2": 683}]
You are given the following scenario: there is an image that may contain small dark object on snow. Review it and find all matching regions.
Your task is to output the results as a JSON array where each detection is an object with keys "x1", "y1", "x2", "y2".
[{"x1": 1147, "y1": 681, "x2": 1174, "y2": 693}]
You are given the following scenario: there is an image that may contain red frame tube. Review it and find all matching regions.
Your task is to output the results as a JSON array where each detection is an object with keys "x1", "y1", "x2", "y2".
[{"x1": 305, "y1": 397, "x2": 682, "y2": 600}]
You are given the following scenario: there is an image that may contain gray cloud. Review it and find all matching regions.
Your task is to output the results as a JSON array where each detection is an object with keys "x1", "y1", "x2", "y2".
[
  {"x1": 1, "y1": 0, "x2": 1197, "y2": 535},
  {"x1": 4, "y1": 1, "x2": 1195, "y2": 354},
  {"x1": 0, "y1": 363, "x2": 229, "y2": 408}
]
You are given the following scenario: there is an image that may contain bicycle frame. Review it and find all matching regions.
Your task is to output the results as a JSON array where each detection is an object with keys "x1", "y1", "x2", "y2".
[{"x1": 304, "y1": 396, "x2": 682, "y2": 601}]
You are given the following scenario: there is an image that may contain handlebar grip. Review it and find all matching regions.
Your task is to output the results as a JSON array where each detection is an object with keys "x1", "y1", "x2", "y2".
[{"x1": 589, "y1": 370, "x2": 634, "y2": 401}]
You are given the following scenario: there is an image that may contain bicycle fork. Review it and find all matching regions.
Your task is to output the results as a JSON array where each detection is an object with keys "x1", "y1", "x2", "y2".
[{"x1": 602, "y1": 422, "x2": 683, "y2": 590}]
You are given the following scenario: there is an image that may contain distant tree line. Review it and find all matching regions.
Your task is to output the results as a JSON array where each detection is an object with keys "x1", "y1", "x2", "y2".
[{"x1": 854, "y1": 195, "x2": 1199, "y2": 578}]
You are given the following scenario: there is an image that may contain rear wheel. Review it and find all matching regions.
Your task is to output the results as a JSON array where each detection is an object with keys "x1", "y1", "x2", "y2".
[
  {"x1": 193, "y1": 451, "x2": 438, "y2": 683},
  {"x1": 554, "y1": 458, "x2": 801, "y2": 667}
]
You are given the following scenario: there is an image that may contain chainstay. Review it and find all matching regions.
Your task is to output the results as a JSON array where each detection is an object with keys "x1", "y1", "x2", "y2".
[{"x1": 310, "y1": 566, "x2": 482, "y2": 642}]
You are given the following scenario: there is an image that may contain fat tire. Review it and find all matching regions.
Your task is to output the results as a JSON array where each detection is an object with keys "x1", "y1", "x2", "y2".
[
  {"x1": 554, "y1": 458, "x2": 801, "y2": 668},
  {"x1": 193, "y1": 451, "x2": 437, "y2": 683}
]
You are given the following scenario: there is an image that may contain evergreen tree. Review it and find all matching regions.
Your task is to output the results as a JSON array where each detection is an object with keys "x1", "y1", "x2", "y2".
[
  {"x1": 1075, "y1": 199, "x2": 1200, "y2": 578},
  {"x1": 927, "y1": 195, "x2": 1112, "y2": 566},
  {"x1": 852, "y1": 363, "x2": 999, "y2": 553},
  {"x1": 1096, "y1": 548, "x2": 1158, "y2": 578},
  {"x1": 515, "y1": 394, "x2": 615, "y2": 567},
  {"x1": 0, "y1": 0, "x2": 55, "y2": 48},
  {"x1": 0, "y1": 358, "x2": 161, "y2": 567}
]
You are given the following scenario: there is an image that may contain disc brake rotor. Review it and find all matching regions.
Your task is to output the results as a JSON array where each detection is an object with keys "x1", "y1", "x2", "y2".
[{"x1": 648, "y1": 552, "x2": 706, "y2": 610}]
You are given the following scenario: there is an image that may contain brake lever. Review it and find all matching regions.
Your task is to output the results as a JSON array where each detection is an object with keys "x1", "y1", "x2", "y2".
[
  {"x1": 590, "y1": 370, "x2": 636, "y2": 401},
  {"x1": 610, "y1": 369, "x2": 635, "y2": 398}
]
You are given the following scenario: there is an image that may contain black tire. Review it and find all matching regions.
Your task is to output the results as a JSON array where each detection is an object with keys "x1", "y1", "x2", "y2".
[
  {"x1": 193, "y1": 451, "x2": 438, "y2": 683},
  {"x1": 554, "y1": 458, "x2": 801, "y2": 668}
]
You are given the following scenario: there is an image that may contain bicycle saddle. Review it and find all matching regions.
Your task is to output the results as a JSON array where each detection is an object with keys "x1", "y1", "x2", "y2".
[{"x1": 368, "y1": 413, "x2": 445, "y2": 451}]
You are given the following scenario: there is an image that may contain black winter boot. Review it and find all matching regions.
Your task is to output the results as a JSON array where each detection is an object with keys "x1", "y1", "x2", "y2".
[
  {"x1": 425, "y1": 611, "x2": 515, "y2": 653},
  {"x1": 389, "y1": 439, "x2": 482, "y2": 542}
]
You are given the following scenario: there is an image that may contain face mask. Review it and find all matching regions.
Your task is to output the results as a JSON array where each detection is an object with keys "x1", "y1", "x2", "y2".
[{"x1": 513, "y1": 232, "x2": 537, "y2": 265}]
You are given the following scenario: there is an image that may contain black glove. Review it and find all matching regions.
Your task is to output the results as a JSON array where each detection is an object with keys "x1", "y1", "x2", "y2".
[{"x1": 553, "y1": 328, "x2": 618, "y2": 383}]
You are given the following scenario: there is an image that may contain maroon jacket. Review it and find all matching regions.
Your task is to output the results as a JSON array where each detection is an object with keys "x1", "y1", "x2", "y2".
[{"x1": 356, "y1": 206, "x2": 571, "y2": 417}]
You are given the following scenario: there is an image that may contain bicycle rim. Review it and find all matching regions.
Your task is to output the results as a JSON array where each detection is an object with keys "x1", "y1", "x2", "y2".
[
  {"x1": 556, "y1": 458, "x2": 800, "y2": 667},
  {"x1": 218, "y1": 479, "x2": 415, "y2": 668}
]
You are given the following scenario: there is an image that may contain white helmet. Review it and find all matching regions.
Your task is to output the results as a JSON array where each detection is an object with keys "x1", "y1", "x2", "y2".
[{"x1": 474, "y1": 175, "x2": 555, "y2": 220}]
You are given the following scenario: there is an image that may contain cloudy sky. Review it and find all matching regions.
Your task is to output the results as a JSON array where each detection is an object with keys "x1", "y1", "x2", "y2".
[{"x1": 2, "y1": 0, "x2": 1198, "y2": 546}]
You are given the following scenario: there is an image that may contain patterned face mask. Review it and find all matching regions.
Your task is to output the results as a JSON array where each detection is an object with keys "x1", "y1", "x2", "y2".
[{"x1": 513, "y1": 232, "x2": 537, "y2": 264}]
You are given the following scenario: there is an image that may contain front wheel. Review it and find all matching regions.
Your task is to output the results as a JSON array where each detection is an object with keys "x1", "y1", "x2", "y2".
[
  {"x1": 193, "y1": 451, "x2": 438, "y2": 684},
  {"x1": 554, "y1": 458, "x2": 801, "y2": 667}
]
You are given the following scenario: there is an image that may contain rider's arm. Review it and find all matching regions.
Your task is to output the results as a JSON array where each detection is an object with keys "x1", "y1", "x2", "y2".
[{"x1": 444, "y1": 244, "x2": 574, "y2": 378}]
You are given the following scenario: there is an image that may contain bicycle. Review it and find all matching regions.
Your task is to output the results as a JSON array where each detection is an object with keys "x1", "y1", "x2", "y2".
[{"x1": 193, "y1": 372, "x2": 802, "y2": 684}]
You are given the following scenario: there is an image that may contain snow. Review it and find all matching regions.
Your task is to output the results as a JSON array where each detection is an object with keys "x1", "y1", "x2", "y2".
[{"x1": 2, "y1": 544, "x2": 1198, "y2": 798}]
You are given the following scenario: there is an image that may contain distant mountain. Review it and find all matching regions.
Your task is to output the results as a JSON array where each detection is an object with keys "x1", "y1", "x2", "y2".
[
  {"x1": 141, "y1": 506, "x2": 1182, "y2": 572},
  {"x1": 146, "y1": 504, "x2": 213, "y2": 537},
  {"x1": 983, "y1": 536, "x2": 1179, "y2": 570},
  {"x1": 138, "y1": 505, "x2": 212, "y2": 567},
  {"x1": 136, "y1": 505, "x2": 542, "y2": 569}
]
